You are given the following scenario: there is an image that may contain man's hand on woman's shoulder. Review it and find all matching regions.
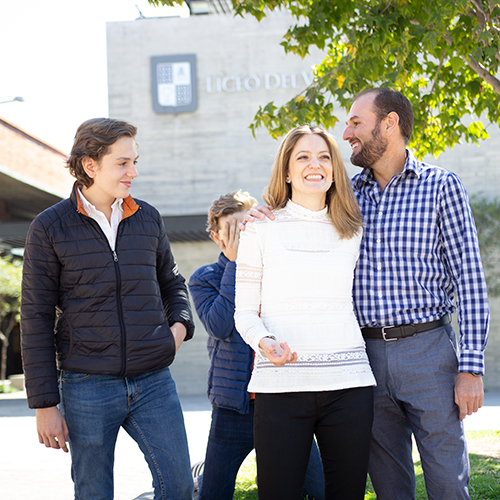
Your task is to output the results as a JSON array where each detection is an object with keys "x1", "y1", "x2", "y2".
[{"x1": 239, "y1": 205, "x2": 275, "y2": 230}]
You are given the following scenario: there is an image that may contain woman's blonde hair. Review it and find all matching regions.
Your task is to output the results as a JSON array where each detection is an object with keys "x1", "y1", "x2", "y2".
[
  {"x1": 263, "y1": 125, "x2": 363, "y2": 239},
  {"x1": 207, "y1": 189, "x2": 257, "y2": 238}
]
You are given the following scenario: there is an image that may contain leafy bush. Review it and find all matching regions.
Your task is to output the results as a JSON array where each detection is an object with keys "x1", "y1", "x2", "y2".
[{"x1": 0, "y1": 256, "x2": 22, "y2": 381}]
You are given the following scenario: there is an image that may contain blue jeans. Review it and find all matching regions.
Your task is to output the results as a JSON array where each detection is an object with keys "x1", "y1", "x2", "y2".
[
  {"x1": 366, "y1": 324, "x2": 470, "y2": 500},
  {"x1": 199, "y1": 401, "x2": 325, "y2": 500},
  {"x1": 59, "y1": 367, "x2": 193, "y2": 500}
]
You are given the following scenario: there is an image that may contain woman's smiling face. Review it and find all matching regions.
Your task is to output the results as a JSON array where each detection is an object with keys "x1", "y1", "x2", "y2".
[{"x1": 287, "y1": 133, "x2": 333, "y2": 210}]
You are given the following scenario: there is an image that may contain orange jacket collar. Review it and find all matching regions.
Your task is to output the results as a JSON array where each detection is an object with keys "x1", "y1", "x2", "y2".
[{"x1": 74, "y1": 183, "x2": 139, "y2": 220}]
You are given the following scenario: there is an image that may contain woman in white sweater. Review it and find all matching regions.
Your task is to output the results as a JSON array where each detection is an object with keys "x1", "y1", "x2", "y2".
[{"x1": 235, "y1": 125, "x2": 375, "y2": 500}]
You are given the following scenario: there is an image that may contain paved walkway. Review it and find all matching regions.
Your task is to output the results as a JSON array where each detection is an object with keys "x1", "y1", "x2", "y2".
[{"x1": 0, "y1": 391, "x2": 499, "y2": 500}]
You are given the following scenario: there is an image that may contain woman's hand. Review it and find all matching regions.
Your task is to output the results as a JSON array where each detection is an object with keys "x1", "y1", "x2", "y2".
[{"x1": 259, "y1": 338, "x2": 297, "y2": 367}]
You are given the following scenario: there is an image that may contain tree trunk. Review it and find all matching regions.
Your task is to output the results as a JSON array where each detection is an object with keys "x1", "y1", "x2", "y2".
[
  {"x1": 0, "y1": 313, "x2": 16, "y2": 381},
  {"x1": 0, "y1": 331, "x2": 8, "y2": 381}
]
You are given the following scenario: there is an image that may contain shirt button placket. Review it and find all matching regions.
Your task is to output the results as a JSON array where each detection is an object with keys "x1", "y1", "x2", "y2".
[{"x1": 375, "y1": 206, "x2": 384, "y2": 304}]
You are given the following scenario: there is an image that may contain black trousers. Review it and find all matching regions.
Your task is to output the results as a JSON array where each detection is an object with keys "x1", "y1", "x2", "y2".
[{"x1": 254, "y1": 386, "x2": 374, "y2": 500}]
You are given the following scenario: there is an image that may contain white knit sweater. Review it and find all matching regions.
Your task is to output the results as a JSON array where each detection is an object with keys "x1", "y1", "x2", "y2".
[{"x1": 235, "y1": 200, "x2": 375, "y2": 393}]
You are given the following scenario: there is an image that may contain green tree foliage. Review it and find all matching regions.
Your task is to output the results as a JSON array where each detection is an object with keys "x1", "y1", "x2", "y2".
[
  {"x1": 471, "y1": 196, "x2": 500, "y2": 297},
  {"x1": 154, "y1": 0, "x2": 500, "y2": 158},
  {"x1": 0, "y1": 256, "x2": 22, "y2": 382}
]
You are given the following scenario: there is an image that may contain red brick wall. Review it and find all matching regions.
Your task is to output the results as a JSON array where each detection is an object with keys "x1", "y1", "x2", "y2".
[{"x1": 0, "y1": 117, "x2": 74, "y2": 196}]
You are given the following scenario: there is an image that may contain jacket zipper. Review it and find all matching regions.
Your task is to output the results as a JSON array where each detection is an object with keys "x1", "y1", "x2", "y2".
[
  {"x1": 76, "y1": 209, "x2": 131, "y2": 376},
  {"x1": 112, "y1": 250, "x2": 127, "y2": 376}
]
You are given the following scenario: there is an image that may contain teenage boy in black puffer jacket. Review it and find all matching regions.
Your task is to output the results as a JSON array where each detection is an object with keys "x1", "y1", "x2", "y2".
[{"x1": 21, "y1": 118, "x2": 195, "y2": 500}]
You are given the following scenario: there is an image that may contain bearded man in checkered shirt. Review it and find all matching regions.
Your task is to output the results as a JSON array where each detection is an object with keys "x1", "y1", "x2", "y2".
[{"x1": 343, "y1": 87, "x2": 489, "y2": 500}]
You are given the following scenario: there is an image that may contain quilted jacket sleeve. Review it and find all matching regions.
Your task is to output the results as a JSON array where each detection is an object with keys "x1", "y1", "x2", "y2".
[
  {"x1": 21, "y1": 216, "x2": 61, "y2": 409},
  {"x1": 155, "y1": 214, "x2": 195, "y2": 340},
  {"x1": 188, "y1": 255, "x2": 237, "y2": 340}
]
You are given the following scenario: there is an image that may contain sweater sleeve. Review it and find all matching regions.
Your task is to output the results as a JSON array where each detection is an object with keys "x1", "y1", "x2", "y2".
[
  {"x1": 234, "y1": 223, "x2": 272, "y2": 352},
  {"x1": 21, "y1": 217, "x2": 61, "y2": 409},
  {"x1": 188, "y1": 256, "x2": 237, "y2": 340},
  {"x1": 156, "y1": 216, "x2": 195, "y2": 340}
]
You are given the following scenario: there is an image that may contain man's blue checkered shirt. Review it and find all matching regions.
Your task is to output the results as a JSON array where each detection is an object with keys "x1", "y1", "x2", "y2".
[{"x1": 352, "y1": 150, "x2": 489, "y2": 374}]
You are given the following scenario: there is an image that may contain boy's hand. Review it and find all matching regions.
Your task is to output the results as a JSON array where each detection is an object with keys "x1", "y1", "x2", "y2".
[
  {"x1": 36, "y1": 406, "x2": 69, "y2": 453},
  {"x1": 220, "y1": 218, "x2": 240, "y2": 262},
  {"x1": 171, "y1": 322, "x2": 187, "y2": 353}
]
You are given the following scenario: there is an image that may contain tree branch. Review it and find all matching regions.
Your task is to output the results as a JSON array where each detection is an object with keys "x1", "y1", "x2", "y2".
[
  {"x1": 470, "y1": 1, "x2": 487, "y2": 30},
  {"x1": 489, "y1": 25, "x2": 500, "y2": 36},
  {"x1": 442, "y1": 31, "x2": 500, "y2": 94},
  {"x1": 380, "y1": 0, "x2": 394, "y2": 16},
  {"x1": 430, "y1": 51, "x2": 448, "y2": 94},
  {"x1": 465, "y1": 55, "x2": 500, "y2": 94}
]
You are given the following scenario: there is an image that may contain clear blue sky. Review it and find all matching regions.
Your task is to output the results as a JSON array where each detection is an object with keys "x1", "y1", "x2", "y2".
[{"x1": 0, "y1": 0, "x2": 188, "y2": 152}]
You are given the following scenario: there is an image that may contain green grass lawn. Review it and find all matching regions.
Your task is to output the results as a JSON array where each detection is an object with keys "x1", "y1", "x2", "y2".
[{"x1": 233, "y1": 431, "x2": 500, "y2": 500}]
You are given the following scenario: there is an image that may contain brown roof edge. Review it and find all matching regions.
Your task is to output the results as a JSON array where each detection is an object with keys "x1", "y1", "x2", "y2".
[{"x1": 0, "y1": 116, "x2": 68, "y2": 157}]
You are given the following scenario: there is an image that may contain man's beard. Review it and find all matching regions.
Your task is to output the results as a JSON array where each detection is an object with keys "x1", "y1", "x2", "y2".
[{"x1": 350, "y1": 122, "x2": 388, "y2": 168}]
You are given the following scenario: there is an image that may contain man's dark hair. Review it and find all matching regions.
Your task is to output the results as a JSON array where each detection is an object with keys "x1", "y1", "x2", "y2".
[
  {"x1": 66, "y1": 118, "x2": 137, "y2": 187},
  {"x1": 355, "y1": 88, "x2": 414, "y2": 145}
]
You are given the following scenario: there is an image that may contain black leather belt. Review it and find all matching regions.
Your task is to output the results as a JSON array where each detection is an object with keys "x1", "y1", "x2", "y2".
[{"x1": 361, "y1": 315, "x2": 451, "y2": 341}]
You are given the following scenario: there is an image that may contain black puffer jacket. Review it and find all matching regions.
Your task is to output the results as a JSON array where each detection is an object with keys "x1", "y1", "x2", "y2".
[{"x1": 21, "y1": 184, "x2": 194, "y2": 409}]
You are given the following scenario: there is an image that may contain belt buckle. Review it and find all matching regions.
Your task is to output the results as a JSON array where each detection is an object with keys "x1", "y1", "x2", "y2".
[{"x1": 381, "y1": 325, "x2": 397, "y2": 341}]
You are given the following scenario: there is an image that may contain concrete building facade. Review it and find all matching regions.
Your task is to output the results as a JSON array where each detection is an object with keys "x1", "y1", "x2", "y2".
[{"x1": 106, "y1": 10, "x2": 499, "y2": 395}]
